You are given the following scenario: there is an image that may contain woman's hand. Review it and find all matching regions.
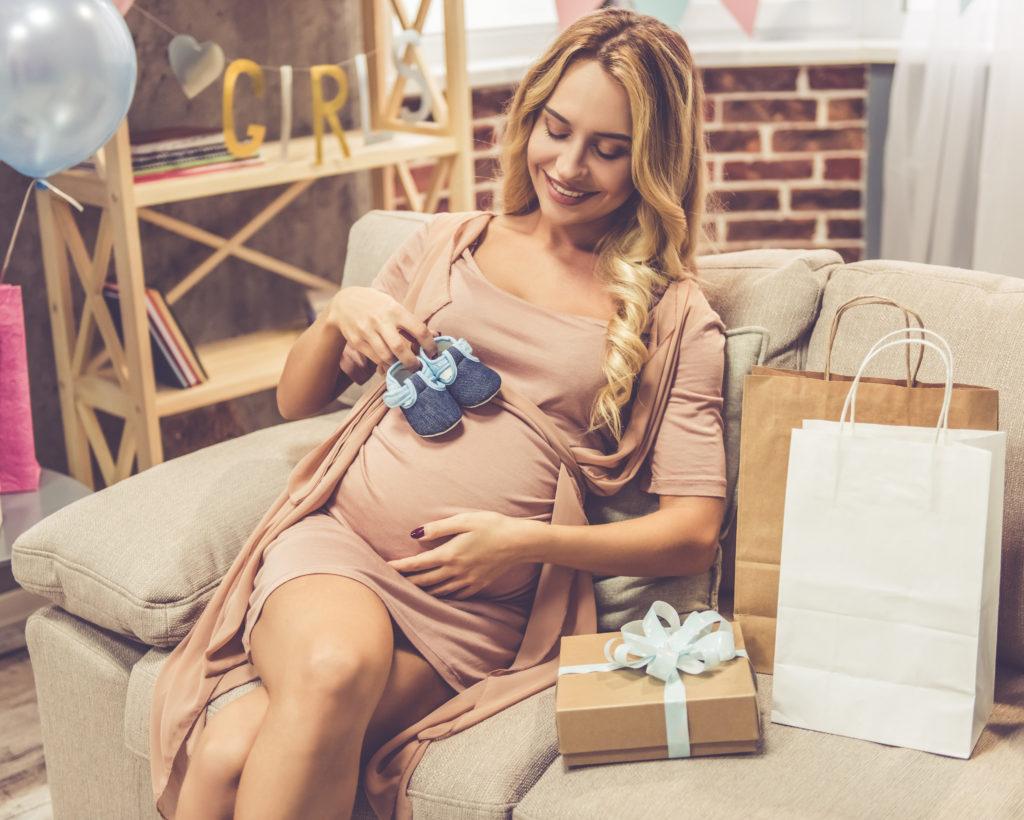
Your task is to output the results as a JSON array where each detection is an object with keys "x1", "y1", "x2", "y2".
[
  {"x1": 386, "y1": 511, "x2": 541, "y2": 599},
  {"x1": 327, "y1": 286, "x2": 438, "y2": 371}
]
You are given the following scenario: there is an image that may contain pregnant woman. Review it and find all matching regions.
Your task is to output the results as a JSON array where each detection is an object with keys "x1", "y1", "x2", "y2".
[{"x1": 150, "y1": 7, "x2": 728, "y2": 820}]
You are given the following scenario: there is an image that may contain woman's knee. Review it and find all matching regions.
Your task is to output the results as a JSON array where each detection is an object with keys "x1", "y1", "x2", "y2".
[
  {"x1": 290, "y1": 640, "x2": 393, "y2": 709},
  {"x1": 251, "y1": 574, "x2": 396, "y2": 711}
]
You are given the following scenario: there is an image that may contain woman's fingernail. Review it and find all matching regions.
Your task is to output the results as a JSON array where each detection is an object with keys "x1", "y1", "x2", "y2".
[{"x1": 410, "y1": 526, "x2": 424, "y2": 539}]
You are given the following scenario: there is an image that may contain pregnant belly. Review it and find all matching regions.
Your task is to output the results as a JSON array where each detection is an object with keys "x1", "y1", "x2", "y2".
[{"x1": 329, "y1": 402, "x2": 560, "y2": 598}]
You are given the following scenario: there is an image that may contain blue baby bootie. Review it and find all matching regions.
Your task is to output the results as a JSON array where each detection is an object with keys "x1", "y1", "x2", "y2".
[
  {"x1": 417, "y1": 335, "x2": 502, "y2": 408},
  {"x1": 382, "y1": 358, "x2": 462, "y2": 437}
]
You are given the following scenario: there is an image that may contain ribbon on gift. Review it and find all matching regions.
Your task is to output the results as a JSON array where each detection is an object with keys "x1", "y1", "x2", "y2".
[{"x1": 556, "y1": 600, "x2": 749, "y2": 758}]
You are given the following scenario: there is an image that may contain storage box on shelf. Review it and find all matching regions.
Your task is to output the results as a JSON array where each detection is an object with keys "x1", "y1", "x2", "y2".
[{"x1": 35, "y1": 0, "x2": 473, "y2": 490}]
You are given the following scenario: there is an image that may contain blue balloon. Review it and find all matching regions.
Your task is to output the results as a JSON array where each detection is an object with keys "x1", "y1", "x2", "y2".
[{"x1": 0, "y1": 0, "x2": 137, "y2": 179}]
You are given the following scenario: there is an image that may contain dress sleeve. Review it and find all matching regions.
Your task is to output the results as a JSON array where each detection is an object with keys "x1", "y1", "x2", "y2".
[
  {"x1": 640, "y1": 295, "x2": 728, "y2": 498},
  {"x1": 338, "y1": 220, "x2": 432, "y2": 385}
]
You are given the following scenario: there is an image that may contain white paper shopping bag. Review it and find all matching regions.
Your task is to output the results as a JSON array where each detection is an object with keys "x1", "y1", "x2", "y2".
[{"x1": 771, "y1": 329, "x2": 1006, "y2": 758}]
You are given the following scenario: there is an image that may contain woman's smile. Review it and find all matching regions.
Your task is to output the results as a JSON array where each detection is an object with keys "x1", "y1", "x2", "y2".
[{"x1": 543, "y1": 169, "x2": 599, "y2": 205}]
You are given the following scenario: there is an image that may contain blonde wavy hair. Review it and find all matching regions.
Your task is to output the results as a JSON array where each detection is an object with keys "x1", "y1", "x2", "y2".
[{"x1": 490, "y1": 7, "x2": 714, "y2": 444}]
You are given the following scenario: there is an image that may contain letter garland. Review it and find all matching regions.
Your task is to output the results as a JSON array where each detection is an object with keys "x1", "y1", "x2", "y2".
[{"x1": 126, "y1": 2, "x2": 435, "y2": 164}]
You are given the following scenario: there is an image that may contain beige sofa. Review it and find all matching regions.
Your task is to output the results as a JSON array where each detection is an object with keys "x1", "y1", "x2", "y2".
[{"x1": 13, "y1": 210, "x2": 1024, "y2": 818}]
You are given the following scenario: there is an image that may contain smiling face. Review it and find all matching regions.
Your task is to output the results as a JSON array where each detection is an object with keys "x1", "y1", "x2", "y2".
[{"x1": 526, "y1": 59, "x2": 635, "y2": 227}]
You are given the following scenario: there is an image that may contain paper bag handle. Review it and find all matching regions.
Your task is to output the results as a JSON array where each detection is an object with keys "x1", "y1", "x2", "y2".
[
  {"x1": 861, "y1": 326, "x2": 953, "y2": 373},
  {"x1": 838, "y1": 332, "x2": 954, "y2": 446},
  {"x1": 825, "y1": 296, "x2": 925, "y2": 386}
]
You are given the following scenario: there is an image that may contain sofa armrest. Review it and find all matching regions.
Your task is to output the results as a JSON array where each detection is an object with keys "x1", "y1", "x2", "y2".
[{"x1": 12, "y1": 407, "x2": 355, "y2": 648}]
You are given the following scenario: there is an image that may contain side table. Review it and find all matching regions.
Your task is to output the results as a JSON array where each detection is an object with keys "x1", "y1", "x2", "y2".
[{"x1": 1, "y1": 469, "x2": 92, "y2": 654}]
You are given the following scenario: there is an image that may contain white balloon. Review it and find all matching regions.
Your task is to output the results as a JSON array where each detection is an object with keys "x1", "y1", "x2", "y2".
[{"x1": 0, "y1": 0, "x2": 138, "y2": 179}]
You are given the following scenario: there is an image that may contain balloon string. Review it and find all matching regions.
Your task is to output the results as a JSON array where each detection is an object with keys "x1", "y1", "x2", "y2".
[
  {"x1": 1, "y1": 179, "x2": 84, "y2": 285},
  {"x1": 39, "y1": 180, "x2": 85, "y2": 212},
  {"x1": 132, "y1": 5, "x2": 177, "y2": 38},
  {"x1": 0, "y1": 181, "x2": 34, "y2": 285}
]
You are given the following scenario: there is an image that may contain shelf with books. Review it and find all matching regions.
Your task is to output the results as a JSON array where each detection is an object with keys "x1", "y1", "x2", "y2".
[
  {"x1": 51, "y1": 129, "x2": 459, "y2": 208},
  {"x1": 34, "y1": 0, "x2": 473, "y2": 489},
  {"x1": 71, "y1": 125, "x2": 264, "y2": 186},
  {"x1": 102, "y1": 281, "x2": 209, "y2": 389},
  {"x1": 83, "y1": 328, "x2": 304, "y2": 417}
]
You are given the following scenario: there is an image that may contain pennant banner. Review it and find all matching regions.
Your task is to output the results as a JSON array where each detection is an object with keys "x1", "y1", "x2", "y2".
[
  {"x1": 555, "y1": 0, "x2": 603, "y2": 31},
  {"x1": 721, "y1": 0, "x2": 759, "y2": 36},
  {"x1": 635, "y1": 0, "x2": 692, "y2": 27},
  {"x1": 569, "y1": 1, "x2": 760, "y2": 37}
]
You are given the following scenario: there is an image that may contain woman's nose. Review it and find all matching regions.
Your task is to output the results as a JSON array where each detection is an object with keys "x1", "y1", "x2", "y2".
[{"x1": 555, "y1": 140, "x2": 589, "y2": 185}]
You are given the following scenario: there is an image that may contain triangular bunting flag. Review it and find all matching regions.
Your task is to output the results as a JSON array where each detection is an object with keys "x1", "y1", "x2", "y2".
[
  {"x1": 635, "y1": 0, "x2": 692, "y2": 27},
  {"x1": 555, "y1": 0, "x2": 604, "y2": 31},
  {"x1": 721, "y1": 0, "x2": 759, "y2": 37}
]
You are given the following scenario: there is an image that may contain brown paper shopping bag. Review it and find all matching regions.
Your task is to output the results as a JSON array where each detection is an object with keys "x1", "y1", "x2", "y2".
[{"x1": 733, "y1": 296, "x2": 1000, "y2": 673}]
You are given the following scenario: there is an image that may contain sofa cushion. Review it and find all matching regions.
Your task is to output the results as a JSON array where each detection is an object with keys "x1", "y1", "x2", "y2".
[
  {"x1": 695, "y1": 247, "x2": 840, "y2": 371},
  {"x1": 513, "y1": 667, "x2": 1024, "y2": 819},
  {"x1": 12, "y1": 410, "x2": 354, "y2": 647},
  {"x1": 125, "y1": 649, "x2": 560, "y2": 819},
  {"x1": 804, "y1": 260, "x2": 1024, "y2": 668},
  {"x1": 589, "y1": 326, "x2": 768, "y2": 631}
]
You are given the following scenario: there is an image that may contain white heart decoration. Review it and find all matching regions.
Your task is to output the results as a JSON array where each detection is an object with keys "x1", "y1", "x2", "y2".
[{"x1": 168, "y1": 34, "x2": 226, "y2": 100}]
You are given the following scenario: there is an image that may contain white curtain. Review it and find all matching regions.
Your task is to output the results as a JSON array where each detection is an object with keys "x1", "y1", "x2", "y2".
[{"x1": 881, "y1": 0, "x2": 1024, "y2": 278}]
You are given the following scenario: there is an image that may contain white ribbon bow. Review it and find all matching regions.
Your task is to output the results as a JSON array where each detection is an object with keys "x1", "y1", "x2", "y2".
[{"x1": 557, "y1": 600, "x2": 748, "y2": 758}]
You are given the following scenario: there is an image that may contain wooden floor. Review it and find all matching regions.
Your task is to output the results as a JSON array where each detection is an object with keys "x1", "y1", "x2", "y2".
[{"x1": 0, "y1": 642, "x2": 52, "y2": 820}]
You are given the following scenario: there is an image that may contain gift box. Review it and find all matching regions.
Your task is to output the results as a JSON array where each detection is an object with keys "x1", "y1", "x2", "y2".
[{"x1": 556, "y1": 602, "x2": 762, "y2": 766}]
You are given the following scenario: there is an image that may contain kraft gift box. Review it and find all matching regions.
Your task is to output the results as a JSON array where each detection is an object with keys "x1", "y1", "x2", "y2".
[{"x1": 555, "y1": 620, "x2": 762, "y2": 766}]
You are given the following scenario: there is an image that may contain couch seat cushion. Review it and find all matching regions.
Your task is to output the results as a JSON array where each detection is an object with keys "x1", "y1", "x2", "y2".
[{"x1": 513, "y1": 668, "x2": 1024, "y2": 819}]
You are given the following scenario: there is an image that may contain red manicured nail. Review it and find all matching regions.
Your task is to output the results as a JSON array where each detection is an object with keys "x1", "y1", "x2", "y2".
[{"x1": 410, "y1": 526, "x2": 424, "y2": 539}]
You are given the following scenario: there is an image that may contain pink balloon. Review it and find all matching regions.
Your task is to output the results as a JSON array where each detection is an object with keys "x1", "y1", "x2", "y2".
[{"x1": 113, "y1": 0, "x2": 134, "y2": 13}]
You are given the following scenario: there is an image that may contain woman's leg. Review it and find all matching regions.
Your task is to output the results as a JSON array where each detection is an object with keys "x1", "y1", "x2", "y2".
[
  {"x1": 175, "y1": 578, "x2": 459, "y2": 819},
  {"x1": 235, "y1": 573, "x2": 395, "y2": 819},
  {"x1": 176, "y1": 685, "x2": 269, "y2": 820},
  {"x1": 359, "y1": 617, "x2": 459, "y2": 766}
]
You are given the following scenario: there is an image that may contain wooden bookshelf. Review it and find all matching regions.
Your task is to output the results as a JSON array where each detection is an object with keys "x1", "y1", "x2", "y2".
[
  {"x1": 35, "y1": 0, "x2": 474, "y2": 489},
  {"x1": 53, "y1": 130, "x2": 463, "y2": 209}
]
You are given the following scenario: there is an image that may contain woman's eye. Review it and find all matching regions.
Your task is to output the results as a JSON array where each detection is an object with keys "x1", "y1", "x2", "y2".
[{"x1": 544, "y1": 122, "x2": 627, "y2": 160}]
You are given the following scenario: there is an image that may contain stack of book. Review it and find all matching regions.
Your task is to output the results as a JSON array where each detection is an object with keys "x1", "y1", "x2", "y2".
[
  {"x1": 102, "y1": 281, "x2": 208, "y2": 389},
  {"x1": 73, "y1": 126, "x2": 263, "y2": 183}
]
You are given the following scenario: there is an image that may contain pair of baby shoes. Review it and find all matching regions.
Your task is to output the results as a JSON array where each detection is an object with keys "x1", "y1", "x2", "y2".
[{"x1": 381, "y1": 335, "x2": 502, "y2": 437}]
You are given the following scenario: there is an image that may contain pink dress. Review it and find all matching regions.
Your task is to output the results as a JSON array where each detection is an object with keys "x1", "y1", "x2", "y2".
[{"x1": 241, "y1": 216, "x2": 728, "y2": 693}]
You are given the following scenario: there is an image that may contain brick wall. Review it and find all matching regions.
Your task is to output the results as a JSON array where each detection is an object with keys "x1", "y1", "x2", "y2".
[{"x1": 396, "y1": 63, "x2": 867, "y2": 264}]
